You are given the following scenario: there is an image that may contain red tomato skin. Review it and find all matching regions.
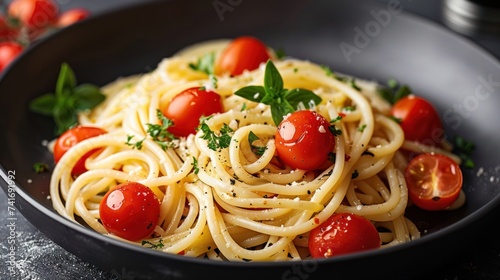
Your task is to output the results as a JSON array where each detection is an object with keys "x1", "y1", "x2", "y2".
[
  {"x1": 275, "y1": 110, "x2": 335, "y2": 171},
  {"x1": 309, "y1": 213, "x2": 380, "y2": 258},
  {"x1": 56, "y1": 8, "x2": 89, "y2": 27},
  {"x1": 99, "y1": 182, "x2": 161, "y2": 241},
  {"x1": 53, "y1": 126, "x2": 106, "y2": 176},
  {"x1": 216, "y1": 36, "x2": 270, "y2": 76},
  {"x1": 8, "y1": 0, "x2": 59, "y2": 31},
  {"x1": 405, "y1": 153, "x2": 463, "y2": 211},
  {"x1": 391, "y1": 95, "x2": 443, "y2": 146},
  {"x1": 0, "y1": 42, "x2": 23, "y2": 72},
  {"x1": 162, "y1": 87, "x2": 223, "y2": 137}
]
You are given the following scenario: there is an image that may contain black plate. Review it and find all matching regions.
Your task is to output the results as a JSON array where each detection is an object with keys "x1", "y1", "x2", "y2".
[{"x1": 1, "y1": 0, "x2": 500, "y2": 279}]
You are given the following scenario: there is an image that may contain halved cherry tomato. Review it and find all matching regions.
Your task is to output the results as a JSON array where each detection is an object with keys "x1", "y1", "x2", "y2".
[
  {"x1": 391, "y1": 95, "x2": 443, "y2": 146},
  {"x1": 309, "y1": 213, "x2": 380, "y2": 258},
  {"x1": 216, "y1": 36, "x2": 270, "y2": 76},
  {"x1": 161, "y1": 87, "x2": 223, "y2": 137},
  {"x1": 405, "y1": 153, "x2": 463, "y2": 211},
  {"x1": 8, "y1": 0, "x2": 58, "y2": 32},
  {"x1": 275, "y1": 110, "x2": 335, "y2": 170},
  {"x1": 0, "y1": 41, "x2": 23, "y2": 72},
  {"x1": 99, "y1": 182, "x2": 161, "y2": 241},
  {"x1": 56, "y1": 8, "x2": 89, "y2": 27},
  {"x1": 53, "y1": 126, "x2": 106, "y2": 176}
]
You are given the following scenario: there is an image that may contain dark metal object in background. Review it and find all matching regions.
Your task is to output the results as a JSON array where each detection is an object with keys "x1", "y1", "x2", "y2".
[{"x1": 443, "y1": 0, "x2": 500, "y2": 36}]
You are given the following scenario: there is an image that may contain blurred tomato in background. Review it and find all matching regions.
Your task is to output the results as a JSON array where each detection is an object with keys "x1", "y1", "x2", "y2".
[{"x1": 0, "y1": 0, "x2": 90, "y2": 72}]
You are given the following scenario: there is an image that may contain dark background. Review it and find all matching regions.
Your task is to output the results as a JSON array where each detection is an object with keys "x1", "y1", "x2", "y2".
[{"x1": 1, "y1": 0, "x2": 500, "y2": 279}]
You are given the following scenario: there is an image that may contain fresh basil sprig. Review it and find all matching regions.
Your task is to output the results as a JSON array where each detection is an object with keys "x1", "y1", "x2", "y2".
[
  {"x1": 29, "y1": 63, "x2": 105, "y2": 135},
  {"x1": 234, "y1": 60, "x2": 322, "y2": 125}
]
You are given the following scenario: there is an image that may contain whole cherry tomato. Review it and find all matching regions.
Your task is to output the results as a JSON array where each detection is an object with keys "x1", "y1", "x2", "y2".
[
  {"x1": 309, "y1": 213, "x2": 381, "y2": 258},
  {"x1": 8, "y1": 0, "x2": 59, "y2": 31},
  {"x1": 0, "y1": 41, "x2": 23, "y2": 72},
  {"x1": 391, "y1": 95, "x2": 443, "y2": 146},
  {"x1": 99, "y1": 182, "x2": 161, "y2": 241},
  {"x1": 216, "y1": 36, "x2": 271, "y2": 76},
  {"x1": 405, "y1": 153, "x2": 463, "y2": 211},
  {"x1": 161, "y1": 87, "x2": 223, "y2": 137},
  {"x1": 53, "y1": 126, "x2": 106, "y2": 176},
  {"x1": 275, "y1": 110, "x2": 336, "y2": 170}
]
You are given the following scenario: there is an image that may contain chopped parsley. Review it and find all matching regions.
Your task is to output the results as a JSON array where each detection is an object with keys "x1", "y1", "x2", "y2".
[
  {"x1": 125, "y1": 109, "x2": 177, "y2": 151},
  {"x1": 188, "y1": 52, "x2": 215, "y2": 75},
  {"x1": 358, "y1": 124, "x2": 367, "y2": 132},
  {"x1": 141, "y1": 239, "x2": 164, "y2": 249},
  {"x1": 377, "y1": 78, "x2": 412, "y2": 104},
  {"x1": 200, "y1": 122, "x2": 233, "y2": 151},
  {"x1": 192, "y1": 156, "x2": 199, "y2": 174}
]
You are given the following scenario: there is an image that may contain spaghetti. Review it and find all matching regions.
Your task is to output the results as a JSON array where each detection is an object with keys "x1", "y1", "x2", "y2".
[{"x1": 48, "y1": 39, "x2": 461, "y2": 261}]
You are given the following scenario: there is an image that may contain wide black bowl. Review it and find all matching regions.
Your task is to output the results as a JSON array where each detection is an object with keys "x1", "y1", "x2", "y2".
[{"x1": 1, "y1": 0, "x2": 500, "y2": 279}]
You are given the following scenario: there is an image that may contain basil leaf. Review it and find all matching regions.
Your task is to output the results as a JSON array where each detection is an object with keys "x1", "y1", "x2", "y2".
[
  {"x1": 270, "y1": 100, "x2": 294, "y2": 125},
  {"x1": 73, "y1": 84, "x2": 105, "y2": 110},
  {"x1": 248, "y1": 131, "x2": 260, "y2": 144},
  {"x1": 259, "y1": 89, "x2": 279, "y2": 105},
  {"x1": 284, "y1": 88, "x2": 322, "y2": 110},
  {"x1": 234, "y1": 86, "x2": 266, "y2": 102},
  {"x1": 29, "y1": 93, "x2": 56, "y2": 116},
  {"x1": 55, "y1": 63, "x2": 76, "y2": 98},
  {"x1": 53, "y1": 99, "x2": 77, "y2": 134},
  {"x1": 263, "y1": 60, "x2": 283, "y2": 94},
  {"x1": 29, "y1": 63, "x2": 106, "y2": 135}
]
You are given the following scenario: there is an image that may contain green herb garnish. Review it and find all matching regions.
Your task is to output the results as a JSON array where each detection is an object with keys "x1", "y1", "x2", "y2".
[
  {"x1": 454, "y1": 136, "x2": 475, "y2": 169},
  {"x1": 125, "y1": 135, "x2": 144, "y2": 150},
  {"x1": 125, "y1": 110, "x2": 177, "y2": 151},
  {"x1": 142, "y1": 240, "x2": 164, "y2": 249},
  {"x1": 29, "y1": 63, "x2": 105, "y2": 135},
  {"x1": 192, "y1": 156, "x2": 199, "y2": 174},
  {"x1": 351, "y1": 169, "x2": 359, "y2": 179},
  {"x1": 357, "y1": 124, "x2": 367, "y2": 132},
  {"x1": 146, "y1": 110, "x2": 177, "y2": 150},
  {"x1": 189, "y1": 52, "x2": 215, "y2": 75},
  {"x1": 350, "y1": 78, "x2": 361, "y2": 91},
  {"x1": 248, "y1": 131, "x2": 267, "y2": 156},
  {"x1": 33, "y1": 162, "x2": 49, "y2": 173},
  {"x1": 377, "y1": 78, "x2": 412, "y2": 104},
  {"x1": 234, "y1": 60, "x2": 322, "y2": 125},
  {"x1": 200, "y1": 122, "x2": 233, "y2": 151}
]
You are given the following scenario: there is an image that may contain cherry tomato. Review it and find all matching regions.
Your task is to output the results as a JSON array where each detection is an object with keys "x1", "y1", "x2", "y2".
[
  {"x1": 309, "y1": 213, "x2": 380, "y2": 258},
  {"x1": 0, "y1": 41, "x2": 23, "y2": 72},
  {"x1": 216, "y1": 36, "x2": 270, "y2": 76},
  {"x1": 99, "y1": 182, "x2": 161, "y2": 241},
  {"x1": 56, "y1": 8, "x2": 89, "y2": 27},
  {"x1": 8, "y1": 0, "x2": 59, "y2": 31},
  {"x1": 161, "y1": 87, "x2": 223, "y2": 137},
  {"x1": 405, "y1": 153, "x2": 463, "y2": 211},
  {"x1": 391, "y1": 95, "x2": 443, "y2": 146},
  {"x1": 275, "y1": 110, "x2": 335, "y2": 170},
  {"x1": 53, "y1": 126, "x2": 106, "y2": 176}
]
